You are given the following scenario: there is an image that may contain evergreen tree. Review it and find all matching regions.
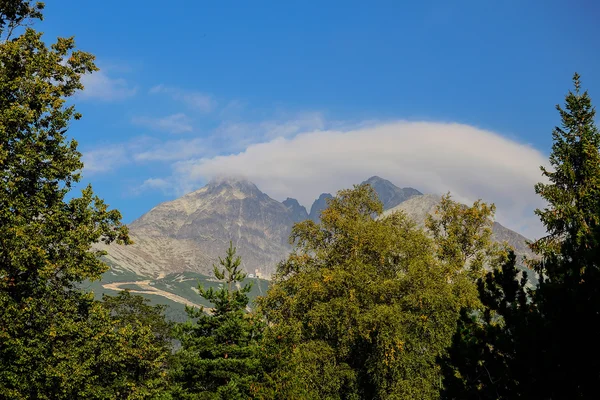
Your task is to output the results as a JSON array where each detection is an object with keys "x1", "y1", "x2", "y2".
[
  {"x1": 102, "y1": 290, "x2": 174, "y2": 348},
  {"x1": 443, "y1": 73, "x2": 600, "y2": 399},
  {"x1": 530, "y1": 72, "x2": 600, "y2": 398},
  {"x1": 0, "y1": 2, "x2": 170, "y2": 397},
  {"x1": 441, "y1": 251, "x2": 539, "y2": 399},
  {"x1": 171, "y1": 242, "x2": 263, "y2": 399}
]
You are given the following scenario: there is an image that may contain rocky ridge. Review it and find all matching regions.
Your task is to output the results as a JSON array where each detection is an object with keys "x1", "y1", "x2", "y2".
[{"x1": 98, "y1": 176, "x2": 534, "y2": 279}]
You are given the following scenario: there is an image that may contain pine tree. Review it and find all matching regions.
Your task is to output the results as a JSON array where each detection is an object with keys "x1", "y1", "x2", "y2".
[
  {"x1": 442, "y1": 73, "x2": 600, "y2": 399},
  {"x1": 441, "y1": 251, "x2": 539, "y2": 399},
  {"x1": 532, "y1": 72, "x2": 600, "y2": 278},
  {"x1": 171, "y1": 242, "x2": 264, "y2": 399},
  {"x1": 530, "y1": 72, "x2": 600, "y2": 398}
]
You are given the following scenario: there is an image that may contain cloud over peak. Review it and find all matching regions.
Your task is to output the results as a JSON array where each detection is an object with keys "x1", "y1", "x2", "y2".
[{"x1": 172, "y1": 120, "x2": 548, "y2": 239}]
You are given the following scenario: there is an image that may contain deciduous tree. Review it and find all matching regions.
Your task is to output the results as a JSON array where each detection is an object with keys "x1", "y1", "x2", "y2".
[
  {"x1": 257, "y1": 185, "x2": 496, "y2": 399},
  {"x1": 0, "y1": 2, "x2": 169, "y2": 398}
]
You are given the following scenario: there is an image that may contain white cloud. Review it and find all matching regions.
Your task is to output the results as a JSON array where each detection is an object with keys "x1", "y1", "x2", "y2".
[
  {"x1": 171, "y1": 121, "x2": 549, "y2": 239},
  {"x1": 132, "y1": 113, "x2": 193, "y2": 134},
  {"x1": 133, "y1": 138, "x2": 206, "y2": 162},
  {"x1": 81, "y1": 135, "x2": 206, "y2": 179},
  {"x1": 211, "y1": 112, "x2": 326, "y2": 152},
  {"x1": 79, "y1": 70, "x2": 137, "y2": 101},
  {"x1": 81, "y1": 145, "x2": 129, "y2": 175},
  {"x1": 150, "y1": 85, "x2": 215, "y2": 113},
  {"x1": 136, "y1": 178, "x2": 173, "y2": 194}
]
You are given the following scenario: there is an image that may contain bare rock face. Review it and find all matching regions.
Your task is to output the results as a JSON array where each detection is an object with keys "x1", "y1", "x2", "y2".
[
  {"x1": 99, "y1": 177, "x2": 295, "y2": 278},
  {"x1": 309, "y1": 193, "x2": 333, "y2": 222},
  {"x1": 362, "y1": 176, "x2": 422, "y2": 210},
  {"x1": 282, "y1": 198, "x2": 309, "y2": 223}
]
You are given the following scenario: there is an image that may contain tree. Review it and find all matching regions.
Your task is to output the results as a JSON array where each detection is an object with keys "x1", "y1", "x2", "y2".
[
  {"x1": 426, "y1": 193, "x2": 501, "y2": 276},
  {"x1": 102, "y1": 290, "x2": 174, "y2": 348},
  {"x1": 0, "y1": 2, "x2": 169, "y2": 398},
  {"x1": 529, "y1": 72, "x2": 600, "y2": 398},
  {"x1": 99, "y1": 290, "x2": 174, "y2": 395},
  {"x1": 443, "y1": 73, "x2": 600, "y2": 399},
  {"x1": 441, "y1": 251, "x2": 539, "y2": 399},
  {"x1": 256, "y1": 185, "x2": 496, "y2": 399},
  {"x1": 171, "y1": 242, "x2": 264, "y2": 399}
]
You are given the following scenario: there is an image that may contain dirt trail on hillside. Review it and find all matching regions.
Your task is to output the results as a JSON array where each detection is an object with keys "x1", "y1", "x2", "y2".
[{"x1": 103, "y1": 280, "x2": 212, "y2": 313}]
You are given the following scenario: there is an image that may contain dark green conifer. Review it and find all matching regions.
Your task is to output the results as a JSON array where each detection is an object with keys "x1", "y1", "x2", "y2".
[
  {"x1": 443, "y1": 73, "x2": 600, "y2": 399},
  {"x1": 171, "y1": 242, "x2": 263, "y2": 399}
]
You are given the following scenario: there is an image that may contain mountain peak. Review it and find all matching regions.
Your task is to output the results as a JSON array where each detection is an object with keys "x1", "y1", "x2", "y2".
[
  {"x1": 362, "y1": 175, "x2": 400, "y2": 189},
  {"x1": 283, "y1": 198, "x2": 309, "y2": 223},
  {"x1": 207, "y1": 175, "x2": 256, "y2": 188},
  {"x1": 203, "y1": 175, "x2": 264, "y2": 197},
  {"x1": 283, "y1": 197, "x2": 301, "y2": 206},
  {"x1": 360, "y1": 176, "x2": 422, "y2": 210},
  {"x1": 363, "y1": 175, "x2": 387, "y2": 184},
  {"x1": 309, "y1": 193, "x2": 333, "y2": 222}
]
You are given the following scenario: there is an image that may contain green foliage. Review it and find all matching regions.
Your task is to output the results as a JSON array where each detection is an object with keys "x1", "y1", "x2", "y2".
[
  {"x1": 426, "y1": 193, "x2": 501, "y2": 276},
  {"x1": 0, "y1": 1, "x2": 43, "y2": 39},
  {"x1": 256, "y1": 184, "x2": 496, "y2": 399},
  {"x1": 529, "y1": 72, "x2": 600, "y2": 398},
  {"x1": 441, "y1": 251, "x2": 538, "y2": 399},
  {"x1": 443, "y1": 73, "x2": 600, "y2": 399},
  {"x1": 171, "y1": 242, "x2": 264, "y2": 399},
  {"x1": 102, "y1": 290, "x2": 174, "y2": 351},
  {"x1": 0, "y1": 3, "x2": 170, "y2": 398},
  {"x1": 532, "y1": 72, "x2": 600, "y2": 277}
]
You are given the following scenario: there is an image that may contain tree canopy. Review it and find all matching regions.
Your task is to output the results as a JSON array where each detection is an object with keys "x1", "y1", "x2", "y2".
[
  {"x1": 443, "y1": 73, "x2": 600, "y2": 399},
  {"x1": 0, "y1": 2, "x2": 170, "y2": 398},
  {"x1": 256, "y1": 184, "x2": 499, "y2": 399}
]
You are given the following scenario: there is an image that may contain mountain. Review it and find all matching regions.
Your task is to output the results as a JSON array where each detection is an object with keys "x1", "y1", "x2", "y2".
[
  {"x1": 309, "y1": 193, "x2": 333, "y2": 222},
  {"x1": 96, "y1": 177, "x2": 295, "y2": 278},
  {"x1": 307, "y1": 177, "x2": 421, "y2": 223},
  {"x1": 282, "y1": 198, "x2": 309, "y2": 223},
  {"x1": 98, "y1": 176, "x2": 535, "y2": 281},
  {"x1": 362, "y1": 176, "x2": 422, "y2": 210}
]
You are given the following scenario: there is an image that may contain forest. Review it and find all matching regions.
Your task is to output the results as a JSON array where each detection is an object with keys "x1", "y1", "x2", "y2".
[{"x1": 2, "y1": 2, "x2": 600, "y2": 399}]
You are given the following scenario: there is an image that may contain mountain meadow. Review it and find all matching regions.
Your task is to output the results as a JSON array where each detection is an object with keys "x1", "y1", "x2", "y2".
[{"x1": 2, "y1": 2, "x2": 600, "y2": 399}]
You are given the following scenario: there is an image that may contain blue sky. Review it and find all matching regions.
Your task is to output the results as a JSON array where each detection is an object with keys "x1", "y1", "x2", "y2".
[{"x1": 39, "y1": 0, "x2": 600, "y2": 238}]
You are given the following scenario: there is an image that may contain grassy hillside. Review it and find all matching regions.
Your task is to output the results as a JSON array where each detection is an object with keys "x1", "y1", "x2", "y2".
[{"x1": 81, "y1": 264, "x2": 270, "y2": 323}]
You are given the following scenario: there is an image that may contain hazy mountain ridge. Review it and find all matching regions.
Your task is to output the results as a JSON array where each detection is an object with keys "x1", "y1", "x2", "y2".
[
  {"x1": 283, "y1": 198, "x2": 309, "y2": 223},
  {"x1": 362, "y1": 176, "x2": 423, "y2": 209},
  {"x1": 309, "y1": 193, "x2": 334, "y2": 222},
  {"x1": 98, "y1": 176, "x2": 534, "y2": 279}
]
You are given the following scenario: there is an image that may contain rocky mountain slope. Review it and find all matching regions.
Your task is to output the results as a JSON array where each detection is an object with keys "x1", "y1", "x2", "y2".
[
  {"x1": 308, "y1": 193, "x2": 334, "y2": 222},
  {"x1": 98, "y1": 176, "x2": 534, "y2": 279},
  {"x1": 362, "y1": 176, "x2": 423, "y2": 209},
  {"x1": 282, "y1": 198, "x2": 309, "y2": 222},
  {"x1": 96, "y1": 177, "x2": 294, "y2": 277}
]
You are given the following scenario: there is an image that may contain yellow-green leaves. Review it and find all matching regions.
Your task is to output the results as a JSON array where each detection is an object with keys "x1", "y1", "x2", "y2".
[
  {"x1": 257, "y1": 185, "x2": 484, "y2": 399},
  {"x1": 0, "y1": 3, "x2": 149, "y2": 398}
]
